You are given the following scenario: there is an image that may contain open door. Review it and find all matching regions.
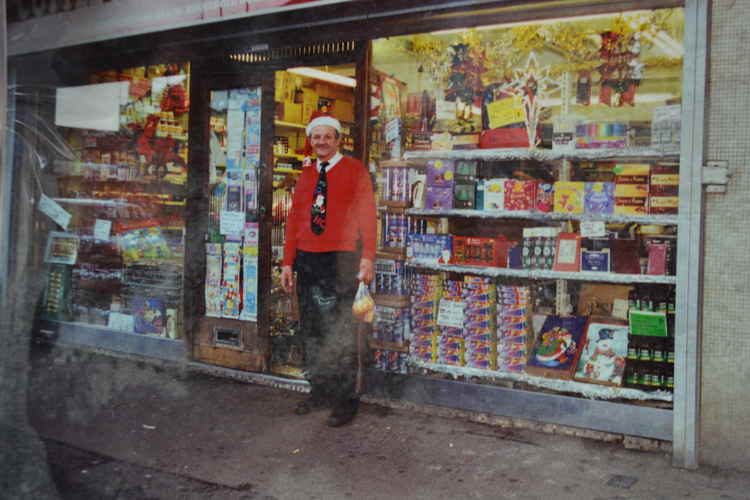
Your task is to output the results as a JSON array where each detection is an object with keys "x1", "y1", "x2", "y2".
[{"x1": 185, "y1": 72, "x2": 275, "y2": 371}]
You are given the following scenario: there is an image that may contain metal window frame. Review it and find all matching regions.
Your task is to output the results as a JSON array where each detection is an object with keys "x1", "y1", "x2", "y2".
[{"x1": 672, "y1": 0, "x2": 709, "y2": 470}]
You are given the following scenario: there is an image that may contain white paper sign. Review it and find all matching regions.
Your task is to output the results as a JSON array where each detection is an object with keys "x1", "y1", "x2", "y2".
[
  {"x1": 437, "y1": 300, "x2": 465, "y2": 329},
  {"x1": 612, "y1": 299, "x2": 630, "y2": 320},
  {"x1": 226, "y1": 109, "x2": 245, "y2": 151},
  {"x1": 55, "y1": 81, "x2": 128, "y2": 131},
  {"x1": 436, "y1": 99, "x2": 456, "y2": 121},
  {"x1": 94, "y1": 219, "x2": 112, "y2": 241},
  {"x1": 108, "y1": 312, "x2": 135, "y2": 332},
  {"x1": 220, "y1": 211, "x2": 245, "y2": 236},
  {"x1": 39, "y1": 194, "x2": 71, "y2": 230},
  {"x1": 580, "y1": 220, "x2": 606, "y2": 238}
]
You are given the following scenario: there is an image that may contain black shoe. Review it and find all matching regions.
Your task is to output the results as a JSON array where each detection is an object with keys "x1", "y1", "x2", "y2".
[
  {"x1": 294, "y1": 394, "x2": 327, "y2": 416},
  {"x1": 326, "y1": 398, "x2": 359, "y2": 427}
]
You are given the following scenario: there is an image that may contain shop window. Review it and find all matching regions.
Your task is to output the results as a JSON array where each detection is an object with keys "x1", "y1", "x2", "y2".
[
  {"x1": 368, "y1": 9, "x2": 683, "y2": 403},
  {"x1": 38, "y1": 63, "x2": 191, "y2": 340}
]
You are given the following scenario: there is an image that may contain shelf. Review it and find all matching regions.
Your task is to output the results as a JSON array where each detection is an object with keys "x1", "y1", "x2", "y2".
[
  {"x1": 275, "y1": 153, "x2": 304, "y2": 160},
  {"x1": 406, "y1": 258, "x2": 677, "y2": 285},
  {"x1": 409, "y1": 359, "x2": 673, "y2": 402},
  {"x1": 274, "y1": 167, "x2": 302, "y2": 175},
  {"x1": 403, "y1": 146, "x2": 679, "y2": 162},
  {"x1": 274, "y1": 120, "x2": 306, "y2": 130},
  {"x1": 406, "y1": 208, "x2": 679, "y2": 226}
]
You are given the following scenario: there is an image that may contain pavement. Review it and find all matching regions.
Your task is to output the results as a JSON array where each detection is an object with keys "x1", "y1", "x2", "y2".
[{"x1": 26, "y1": 344, "x2": 750, "y2": 500}]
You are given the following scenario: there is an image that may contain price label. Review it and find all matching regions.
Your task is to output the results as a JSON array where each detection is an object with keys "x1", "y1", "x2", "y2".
[
  {"x1": 39, "y1": 194, "x2": 71, "y2": 230},
  {"x1": 580, "y1": 220, "x2": 606, "y2": 238},
  {"x1": 437, "y1": 299, "x2": 465, "y2": 329}
]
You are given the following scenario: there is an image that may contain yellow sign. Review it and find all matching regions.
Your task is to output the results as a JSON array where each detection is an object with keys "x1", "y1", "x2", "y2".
[{"x1": 486, "y1": 96, "x2": 524, "y2": 129}]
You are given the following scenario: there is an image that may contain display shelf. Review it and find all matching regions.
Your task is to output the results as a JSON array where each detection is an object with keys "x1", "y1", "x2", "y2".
[
  {"x1": 406, "y1": 258, "x2": 677, "y2": 285},
  {"x1": 406, "y1": 208, "x2": 678, "y2": 225},
  {"x1": 410, "y1": 359, "x2": 673, "y2": 402},
  {"x1": 273, "y1": 167, "x2": 302, "y2": 175},
  {"x1": 274, "y1": 120, "x2": 306, "y2": 130},
  {"x1": 403, "y1": 146, "x2": 680, "y2": 162}
]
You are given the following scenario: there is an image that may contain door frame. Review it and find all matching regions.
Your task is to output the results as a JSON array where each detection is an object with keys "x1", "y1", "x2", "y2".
[{"x1": 185, "y1": 67, "x2": 276, "y2": 365}]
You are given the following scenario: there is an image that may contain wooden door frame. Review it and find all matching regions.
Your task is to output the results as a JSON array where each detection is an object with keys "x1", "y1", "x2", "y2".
[{"x1": 185, "y1": 66, "x2": 275, "y2": 366}]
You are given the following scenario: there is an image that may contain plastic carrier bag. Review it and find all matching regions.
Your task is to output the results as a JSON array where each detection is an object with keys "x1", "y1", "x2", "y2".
[{"x1": 352, "y1": 281, "x2": 375, "y2": 323}]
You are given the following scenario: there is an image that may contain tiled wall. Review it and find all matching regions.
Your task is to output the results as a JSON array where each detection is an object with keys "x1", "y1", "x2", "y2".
[{"x1": 700, "y1": 0, "x2": 750, "y2": 470}]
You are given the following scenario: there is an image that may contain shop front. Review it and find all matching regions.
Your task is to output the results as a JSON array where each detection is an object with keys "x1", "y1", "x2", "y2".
[{"x1": 5, "y1": 0, "x2": 706, "y2": 468}]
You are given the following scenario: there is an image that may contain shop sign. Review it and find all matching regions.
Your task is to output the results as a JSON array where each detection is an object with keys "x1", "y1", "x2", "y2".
[{"x1": 9, "y1": 0, "x2": 352, "y2": 56}]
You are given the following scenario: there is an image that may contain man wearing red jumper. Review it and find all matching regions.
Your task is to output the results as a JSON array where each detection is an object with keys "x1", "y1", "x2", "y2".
[{"x1": 280, "y1": 115, "x2": 376, "y2": 427}]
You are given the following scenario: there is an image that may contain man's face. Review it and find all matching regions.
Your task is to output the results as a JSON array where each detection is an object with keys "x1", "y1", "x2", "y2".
[{"x1": 309, "y1": 125, "x2": 341, "y2": 162}]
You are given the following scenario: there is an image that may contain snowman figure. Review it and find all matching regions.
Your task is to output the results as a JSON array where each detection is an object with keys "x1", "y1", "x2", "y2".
[{"x1": 583, "y1": 328, "x2": 625, "y2": 383}]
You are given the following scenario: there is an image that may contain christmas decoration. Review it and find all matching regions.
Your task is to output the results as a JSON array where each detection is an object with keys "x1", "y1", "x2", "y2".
[{"x1": 497, "y1": 52, "x2": 560, "y2": 148}]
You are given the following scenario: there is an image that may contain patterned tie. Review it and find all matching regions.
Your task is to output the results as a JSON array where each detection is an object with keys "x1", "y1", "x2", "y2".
[{"x1": 310, "y1": 161, "x2": 329, "y2": 235}]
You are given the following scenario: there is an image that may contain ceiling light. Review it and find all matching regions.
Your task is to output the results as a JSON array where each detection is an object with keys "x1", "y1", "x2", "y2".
[{"x1": 287, "y1": 67, "x2": 356, "y2": 88}]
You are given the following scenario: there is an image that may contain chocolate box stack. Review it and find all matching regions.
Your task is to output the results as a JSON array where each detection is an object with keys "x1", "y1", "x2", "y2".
[
  {"x1": 425, "y1": 159, "x2": 455, "y2": 210},
  {"x1": 409, "y1": 273, "x2": 441, "y2": 364},
  {"x1": 437, "y1": 279, "x2": 465, "y2": 366},
  {"x1": 463, "y1": 276, "x2": 496, "y2": 370},
  {"x1": 649, "y1": 163, "x2": 679, "y2": 215},
  {"x1": 496, "y1": 285, "x2": 532, "y2": 373},
  {"x1": 614, "y1": 163, "x2": 650, "y2": 215}
]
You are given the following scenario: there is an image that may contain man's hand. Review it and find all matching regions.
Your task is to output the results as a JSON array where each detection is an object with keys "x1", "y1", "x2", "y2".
[
  {"x1": 280, "y1": 265, "x2": 294, "y2": 294},
  {"x1": 357, "y1": 258, "x2": 374, "y2": 285}
]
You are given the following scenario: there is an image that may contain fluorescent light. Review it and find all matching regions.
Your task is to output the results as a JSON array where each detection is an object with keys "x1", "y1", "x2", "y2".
[{"x1": 287, "y1": 67, "x2": 356, "y2": 88}]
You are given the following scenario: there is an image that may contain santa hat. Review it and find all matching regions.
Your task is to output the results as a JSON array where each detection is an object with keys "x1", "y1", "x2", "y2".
[
  {"x1": 303, "y1": 112, "x2": 341, "y2": 159},
  {"x1": 305, "y1": 112, "x2": 341, "y2": 136}
]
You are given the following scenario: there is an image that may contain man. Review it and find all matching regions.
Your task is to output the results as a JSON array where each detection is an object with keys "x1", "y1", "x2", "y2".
[{"x1": 280, "y1": 114, "x2": 376, "y2": 427}]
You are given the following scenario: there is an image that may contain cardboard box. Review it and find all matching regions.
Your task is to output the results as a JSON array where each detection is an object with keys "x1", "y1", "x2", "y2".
[
  {"x1": 482, "y1": 178, "x2": 507, "y2": 211},
  {"x1": 424, "y1": 186, "x2": 453, "y2": 210},
  {"x1": 504, "y1": 180, "x2": 537, "y2": 211},
  {"x1": 334, "y1": 99, "x2": 354, "y2": 123},
  {"x1": 301, "y1": 88, "x2": 318, "y2": 123},
  {"x1": 315, "y1": 82, "x2": 352, "y2": 102},
  {"x1": 453, "y1": 181, "x2": 476, "y2": 209},
  {"x1": 277, "y1": 101, "x2": 302, "y2": 124},
  {"x1": 479, "y1": 127, "x2": 529, "y2": 149},
  {"x1": 426, "y1": 159, "x2": 455, "y2": 187},
  {"x1": 553, "y1": 181, "x2": 585, "y2": 214},
  {"x1": 649, "y1": 164, "x2": 679, "y2": 214},
  {"x1": 452, "y1": 236, "x2": 510, "y2": 267},
  {"x1": 455, "y1": 160, "x2": 478, "y2": 180},
  {"x1": 584, "y1": 182, "x2": 615, "y2": 215}
]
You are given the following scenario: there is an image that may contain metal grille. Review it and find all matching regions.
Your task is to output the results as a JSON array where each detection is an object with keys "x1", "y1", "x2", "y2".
[{"x1": 228, "y1": 40, "x2": 358, "y2": 64}]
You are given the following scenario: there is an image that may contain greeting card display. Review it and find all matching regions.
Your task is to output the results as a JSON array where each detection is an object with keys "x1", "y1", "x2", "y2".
[
  {"x1": 553, "y1": 233, "x2": 581, "y2": 272},
  {"x1": 525, "y1": 315, "x2": 588, "y2": 379},
  {"x1": 574, "y1": 320, "x2": 629, "y2": 386}
]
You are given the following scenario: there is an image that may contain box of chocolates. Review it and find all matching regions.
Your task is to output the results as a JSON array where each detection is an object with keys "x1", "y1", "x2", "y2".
[{"x1": 452, "y1": 236, "x2": 511, "y2": 267}]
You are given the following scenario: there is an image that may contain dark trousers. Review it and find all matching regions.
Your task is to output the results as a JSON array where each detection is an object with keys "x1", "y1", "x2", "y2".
[{"x1": 294, "y1": 250, "x2": 362, "y2": 404}]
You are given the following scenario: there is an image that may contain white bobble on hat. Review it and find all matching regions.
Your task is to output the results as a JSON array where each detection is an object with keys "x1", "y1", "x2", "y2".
[{"x1": 306, "y1": 116, "x2": 341, "y2": 136}]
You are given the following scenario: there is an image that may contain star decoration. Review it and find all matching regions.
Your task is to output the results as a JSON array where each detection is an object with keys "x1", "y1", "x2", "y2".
[{"x1": 498, "y1": 52, "x2": 561, "y2": 148}]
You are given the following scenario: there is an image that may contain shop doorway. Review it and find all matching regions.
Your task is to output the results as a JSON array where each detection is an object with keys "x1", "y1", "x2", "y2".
[
  {"x1": 268, "y1": 63, "x2": 358, "y2": 378},
  {"x1": 186, "y1": 41, "x2": 366, "y2": 374},
  {"x1": 186, "y1": 73, "x2": 275, "y2": 372}
]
